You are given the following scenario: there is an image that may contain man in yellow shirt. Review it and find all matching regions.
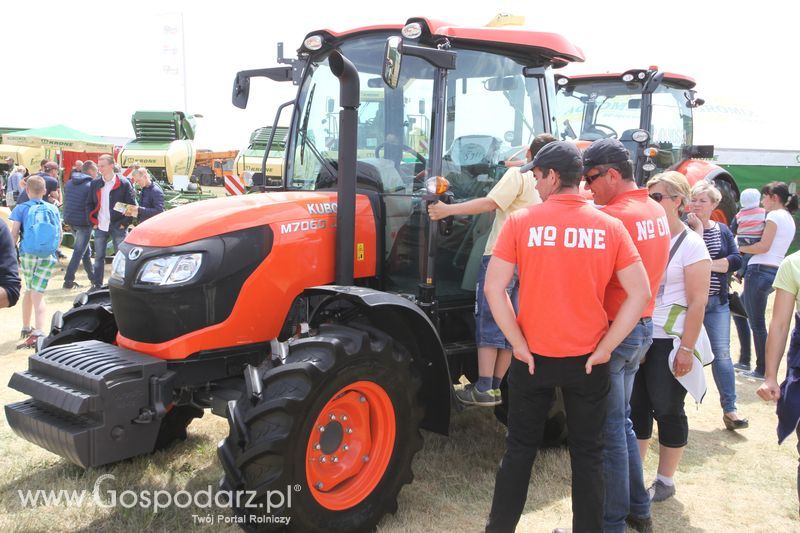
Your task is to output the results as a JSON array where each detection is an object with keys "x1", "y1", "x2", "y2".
[{"x1": 428, "y1": 133, "x2": 555, "y2": 405}]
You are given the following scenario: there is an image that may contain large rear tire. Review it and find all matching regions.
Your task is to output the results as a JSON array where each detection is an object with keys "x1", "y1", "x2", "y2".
[
  {"x1": 218, "y1": 323, "x2": 423, "y2": 532},
  {"x1": 712, "y1": 178, "x2": 738, "y2": 225}
]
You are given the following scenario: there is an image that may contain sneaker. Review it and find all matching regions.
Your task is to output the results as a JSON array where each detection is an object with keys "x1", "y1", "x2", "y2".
[
  {"x1": 625, "y1": 515, "x2": 654, "y2": 533},
  {"x1": 648, "y1": 479, "x2": 676, "y2": 502},
  {"x1": 20, "y1": 327, "x2": 32, "y2": 339},
  {"x1": 490, "y1": 388, "x2": 503, "y2": 404},
  {"x1": 88, "y1": 285, "x2": 103, "y2": 293},
  {"x1": 16, "y1": 334, "x2": 41, "y2": 350},
  {"x1": 742, "y1": 370, "x2": 765, "y2": 381},
  {"x1": 63, "y1": 281, "x2": 82, "y2": 289},
  {"x1": 455, "y1": 383, "x2": 502, "y2": 406},
  {"x1": 733, "y1": 362, "x2": 750, "y2": 372}
]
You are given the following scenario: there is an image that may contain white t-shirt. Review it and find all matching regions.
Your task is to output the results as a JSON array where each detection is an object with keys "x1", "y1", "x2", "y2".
[
  {"x1": 653, "y1": 229, "x2": 711, "y2": 338},
  {"x1": 750, "y1": 209, "x2": 796, "y2": 268},
  {"x1": 97, "y1": 176, "x2": 115, "y2": 232}
]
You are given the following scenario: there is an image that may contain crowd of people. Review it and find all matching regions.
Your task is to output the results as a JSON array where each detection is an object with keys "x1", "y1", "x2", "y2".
[
  {"x1": 427, "y1": 137, "x2": 800, "y2": 532},
  {"x1": 1, "y1": 155, "x2": 164, "y2": 348},
  {"x1": 1, "y1": 141, "x2": 798, "y2": 530}
]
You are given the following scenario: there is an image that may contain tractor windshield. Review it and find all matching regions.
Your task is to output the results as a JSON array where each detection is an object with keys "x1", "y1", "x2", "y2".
[
  {"x1": 287, "y1": 33, "x2": 548, "y2": 194},
  {"x1": 287, "y1": 33, "x2": 552, "y2": 299},
  {"x1": 556, "y1": 80, "x2": 693, "y2": 169}
]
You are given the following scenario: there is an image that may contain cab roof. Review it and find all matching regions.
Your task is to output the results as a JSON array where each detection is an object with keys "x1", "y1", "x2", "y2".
[
  {"x1": 564, "y1": 71, "x2": 696, "y2": 89},
  {"x1": 304, "y1": 17, "x2": 584, "y2": 68}
]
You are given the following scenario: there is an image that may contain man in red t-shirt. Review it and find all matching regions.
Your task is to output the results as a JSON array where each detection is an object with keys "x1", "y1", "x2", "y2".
[
  {"x1": 583, "y1": 138, "x2": 670, "y2": 533},
  {"x1": 483, "y1": 141, "x2": 650, "y2": 533}
]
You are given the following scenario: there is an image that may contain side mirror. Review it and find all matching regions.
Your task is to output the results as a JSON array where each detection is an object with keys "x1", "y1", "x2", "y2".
[
  {"x1": 628, "y1": 98, "x2": 642, "y2": 109},
  {"x1": 684, "y1": 145, "x2": 714, "y2": 159},
  {"x1": 232, "y1": 73, "x2": 250, "y2": 109},
  {"x1": 382, "y1": 36, "x2": 403, "y2": 89},
  {"x1": 418, "y1": 99, "x2": 425, "y2": 115}
]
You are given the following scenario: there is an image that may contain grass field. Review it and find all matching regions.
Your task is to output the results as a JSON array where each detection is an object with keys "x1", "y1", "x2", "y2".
[{"x1": 0, "y1": 254, "x2": 797, "y2": 532}]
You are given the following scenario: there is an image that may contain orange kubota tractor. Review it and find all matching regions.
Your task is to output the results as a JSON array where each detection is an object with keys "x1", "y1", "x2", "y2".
[
  {"x1": 555, "y1": 67, "x2": 740, "y2": 221},
  {"x1": 5, "y1": 18, "x2": 583, "y2": 532}
]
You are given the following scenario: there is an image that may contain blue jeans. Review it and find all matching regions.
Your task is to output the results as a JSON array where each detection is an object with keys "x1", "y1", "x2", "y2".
[
  {"x1": 604, "y1": 319, "x2": 653, "y2": 532},
  {"x1": 64, "y1": 225, "x2": 93, "y2": 284},
  {"x1": 704, "y1": 298, "x2": 738, "y2": 413},
  {"x1": 475, "y1": 255, "x2": 518, "y2": 349},
  {"x1": 735, "y1": 264, "x2": 778, "y2": 374},
  {"x1": 92, "y1": 224, "x2": 126, "y2": 287}
]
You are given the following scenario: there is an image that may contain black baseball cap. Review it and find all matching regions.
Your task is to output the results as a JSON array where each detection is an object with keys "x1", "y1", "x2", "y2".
[
  {"x1": 521, "y1": 140, "x2": 583, "y2": 175},
  {"x1": 582, "y1": 138, "x2": 630, "y2": 170}
]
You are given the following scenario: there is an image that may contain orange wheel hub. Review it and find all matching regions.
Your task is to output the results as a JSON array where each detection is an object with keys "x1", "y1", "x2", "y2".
[{"x1": 305, "y1": 381, "x2": 396, "y2": 510}]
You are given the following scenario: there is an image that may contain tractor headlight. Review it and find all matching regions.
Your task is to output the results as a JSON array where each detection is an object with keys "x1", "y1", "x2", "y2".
[
  {"x1": 402, "y1": 22, "x2": 423, "y2": 39},
  {"x1": 111, "y1": 251, "x2": 126, "y2": 281},
  {"x1": 631, "y1": 130, "x2": 650, "y2": 143},
  {"x1": 138, "y1": 253, "x2": 203, "y2": 286}
]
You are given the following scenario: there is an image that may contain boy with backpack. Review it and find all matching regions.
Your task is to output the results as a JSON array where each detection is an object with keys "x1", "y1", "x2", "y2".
[{"x1": 9, "y1": 175, "x2": 62, "y2": 348}]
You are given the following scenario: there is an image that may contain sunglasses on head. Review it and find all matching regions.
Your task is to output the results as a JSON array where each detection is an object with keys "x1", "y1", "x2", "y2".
[{"x1": 649, "y1": 192, "x2": 678, "y2": 202}]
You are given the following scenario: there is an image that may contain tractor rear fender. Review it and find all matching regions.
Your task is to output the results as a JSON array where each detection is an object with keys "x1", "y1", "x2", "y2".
[
  {"x1": 673, "y1": 159, "x2": 740, "y2": 196},
  {"x1": 305, "y1": 285, "x2": 452, "y2": 435}
]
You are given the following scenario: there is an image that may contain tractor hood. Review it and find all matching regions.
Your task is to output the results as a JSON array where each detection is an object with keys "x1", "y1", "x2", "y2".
[{"x1": 126, "y1": 191, "x2": 370, "y2": 247}]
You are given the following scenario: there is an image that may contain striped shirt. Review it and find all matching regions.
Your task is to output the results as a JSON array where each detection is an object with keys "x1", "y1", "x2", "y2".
[
  {"x1": 735, "y1": 207, "x2": 766, "y2": 243},
  {"x1": 703, "y1": 224, "x2": 723, "y2": 295}
]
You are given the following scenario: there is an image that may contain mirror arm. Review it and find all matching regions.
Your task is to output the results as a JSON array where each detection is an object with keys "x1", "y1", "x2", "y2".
[{"x1": 401, "y1": 43, "x2": 457, "y2": 70}]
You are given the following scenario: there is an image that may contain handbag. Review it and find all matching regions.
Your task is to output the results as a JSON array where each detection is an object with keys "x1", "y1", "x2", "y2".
[{"x1": 729, "y1": 290, "x2": 748, "y2": 319}]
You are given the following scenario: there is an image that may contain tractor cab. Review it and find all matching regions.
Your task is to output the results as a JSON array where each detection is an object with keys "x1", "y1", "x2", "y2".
[
  {"x1": 269, "y1": 19, "x2": 581, "y2": 305},
  {"x1": 555, "y1": 67, "x2": 740, "y2": 221}
]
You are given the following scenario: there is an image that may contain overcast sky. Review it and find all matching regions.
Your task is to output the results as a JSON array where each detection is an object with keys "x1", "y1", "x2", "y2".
[{"x1": 4, "y1": 0, "x2": 797, "y2": 151}]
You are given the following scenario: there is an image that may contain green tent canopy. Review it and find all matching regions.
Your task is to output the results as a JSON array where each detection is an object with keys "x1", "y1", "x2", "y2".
[{"x1": 2, "y1": 124, "x2": 114, "y2": 153}]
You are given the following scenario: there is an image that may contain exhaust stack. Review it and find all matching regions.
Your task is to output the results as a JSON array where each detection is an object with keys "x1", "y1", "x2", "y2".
[{"x1": 328, "y1": 51, "x2": 360, "y2": 286}]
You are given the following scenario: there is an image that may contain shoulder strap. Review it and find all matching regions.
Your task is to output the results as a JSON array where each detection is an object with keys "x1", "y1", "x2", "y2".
[{"x1": 668, "y1": 230, "x2": 689, "y2": 265}]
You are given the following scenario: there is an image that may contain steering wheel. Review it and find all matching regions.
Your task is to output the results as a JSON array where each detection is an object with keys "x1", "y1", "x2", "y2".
[
  {"x1": 374, "y1": 143, "x2": 427, "y2": 171},
  {"x1": 586, "y1": 123, "x2": 618, "y2": 139}
]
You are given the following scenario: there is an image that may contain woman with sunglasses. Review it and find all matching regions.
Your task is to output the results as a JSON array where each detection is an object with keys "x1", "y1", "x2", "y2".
[
  {"x1": 631, "y1": 171, "x2": 711, "y2": 502},
  {"x1": 735, "y1": 182, "x2": 799, "y2": 379},
  {"x1": 687, "y1": 181, "x2": 748, "y2": 430}
]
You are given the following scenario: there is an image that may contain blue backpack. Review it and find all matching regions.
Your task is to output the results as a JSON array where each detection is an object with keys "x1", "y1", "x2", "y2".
[{"x1": 22, "y1": 201, "x2": 60, "y2": 257}]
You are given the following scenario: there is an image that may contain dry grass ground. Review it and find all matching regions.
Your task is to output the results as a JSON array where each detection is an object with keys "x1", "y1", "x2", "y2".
[{"x1": 0, "y1": 250, "x2": 797, "y2": 532}]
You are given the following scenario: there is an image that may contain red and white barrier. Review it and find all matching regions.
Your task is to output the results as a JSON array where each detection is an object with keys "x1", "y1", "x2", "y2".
[{"x1": 224, "y1": 174, "x2": 246, "y2": 196}]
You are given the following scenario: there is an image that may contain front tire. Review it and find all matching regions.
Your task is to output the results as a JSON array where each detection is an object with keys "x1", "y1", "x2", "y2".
[{"x1": 218, "y1": 323, "x2": 423, "y2": 532}]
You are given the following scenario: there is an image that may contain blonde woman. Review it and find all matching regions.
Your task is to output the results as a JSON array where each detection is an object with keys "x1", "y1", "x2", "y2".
[
  {"x1": 687, "y1": 181, "x2": 748, "y2": 430},
  {"x1": 630, "y1": 171, "x2": 711, "y2": 502}
]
